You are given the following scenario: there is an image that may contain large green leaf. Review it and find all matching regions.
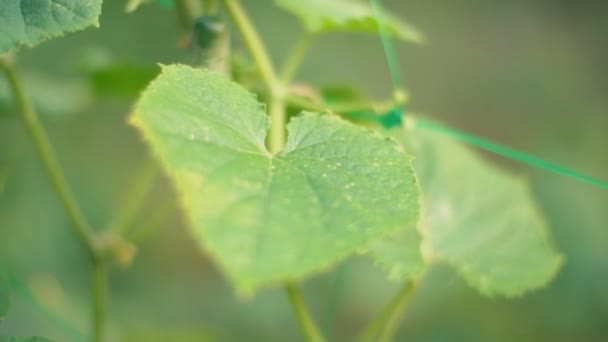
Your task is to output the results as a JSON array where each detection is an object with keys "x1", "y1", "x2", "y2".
[
  {"x1": 364, "y1": 226, "x2": 426, "y2": 282},
  {"x1": 274, "y1": 0, "x2": 423, "y2": 42},
  {"x1": 131, "y1": 65, "x2": 420, "y2": 293},
  {"x1": 401, "y1": 118, "x2": 563, "y2": 296},
  {"x1": 0, "y1": 0, "x2": 103, "y2": 53}
]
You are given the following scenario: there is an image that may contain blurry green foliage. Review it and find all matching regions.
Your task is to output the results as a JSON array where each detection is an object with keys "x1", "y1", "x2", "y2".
[
  {"x1": 0, "y1": 0, "x2": 606, "y2": 341},
  {"x1": 274, "y1": 0, "x2": 422, "y2": 42}
]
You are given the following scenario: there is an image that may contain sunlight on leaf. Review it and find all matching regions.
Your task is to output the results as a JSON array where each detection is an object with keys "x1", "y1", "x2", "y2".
[
  {"x1": 131, "y1": 65, "x2": 420, "y2": 294},
  {"x1": 274, "y1": 0, "x2": 423, "y2": 42},
  {"x1": 0, "y1": 0, "x2": 103, "y2": 53}
]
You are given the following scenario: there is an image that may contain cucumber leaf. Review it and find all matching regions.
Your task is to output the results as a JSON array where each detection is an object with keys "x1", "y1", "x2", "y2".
[
  {"x1": 401, "y1": 118, "x2": 563, "y2": 296},
  {"x1": 274, "y1": 0, "x2": 423, "y2": 42},
  {"x1": 364, "y1": 226, "x2": 426, "y2": 282},
  {"x1": 0, "y1": 0, "x2": 103, "y2": 53},
  {"x1": 131, "y1": 65, "x2": 420, "y2": 294}
]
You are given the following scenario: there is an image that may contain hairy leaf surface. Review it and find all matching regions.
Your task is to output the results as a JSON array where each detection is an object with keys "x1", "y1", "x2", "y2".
[
  {"x1": 131, "y1": 65, "x2": 420, "y2": 293},
  {"x1": 401, "y1": 118, "x2": 563, "y2": 296},
  {"x1": 274, "y1": 0, "x2": 422, "y2": 42},
  {"x1": 0, "y1": 0, "x2": 102, "y2": 53}
]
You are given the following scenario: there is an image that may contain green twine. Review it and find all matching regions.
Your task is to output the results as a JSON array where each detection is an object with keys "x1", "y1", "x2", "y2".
[{"x1": 369, "y1": 0, "x2": 608, "y2": 190}]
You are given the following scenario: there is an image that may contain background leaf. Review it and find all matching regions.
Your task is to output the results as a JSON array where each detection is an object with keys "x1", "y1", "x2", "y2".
[
  {"x1": 273, "y1": 0, "x2": 423, "y2": 42},
  {"x1": 0, "y1": 0, "x2": 103, "y2": 53},
  {"x1": 401, "y1": 119, "x2": 563, "y2": 296},
  {"x1": 132, "y1": 65, "x2": 420, "y2": 293}
]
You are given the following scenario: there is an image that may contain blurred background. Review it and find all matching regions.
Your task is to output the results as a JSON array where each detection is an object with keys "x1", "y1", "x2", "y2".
[{"x1": 1, "y1": 0, "x2": 607, "y2": 341}]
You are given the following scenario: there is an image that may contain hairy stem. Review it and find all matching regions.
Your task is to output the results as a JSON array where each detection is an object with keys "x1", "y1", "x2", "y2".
[
  {"x1": 92, "y1": 262, "x2": 108, "y2": 342},
  {"x1": 281, "y1": 32, "x2": 314, "y2": 83},
  {"x1": 285, "y1": 284, "x2": 326, "y2": 342},
  {"x1": 358, "y1": 281, "x2": 417, "y2": 342},
  {"x1": 220, "y1": 0, "x2": 279, "y2": 93}
]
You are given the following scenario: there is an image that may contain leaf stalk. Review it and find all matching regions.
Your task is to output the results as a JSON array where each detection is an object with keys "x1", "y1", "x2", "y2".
[
  {"x1": 358, "y1": 280, "x2": 417, "y2": 342},
  {"x1": 286, "y1": 284, "x2": 326, "y2": 342},
  {"x1": 1, "y1": 57, "x2": 108, "y2": 342}
]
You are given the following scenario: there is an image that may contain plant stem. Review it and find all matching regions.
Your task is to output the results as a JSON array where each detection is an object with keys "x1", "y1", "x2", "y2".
[
  {"x1": 358, "y1": 281, "x2": 417, "y2": 342},
  {"x1": 220, "y1": 0, "x2": 279, "y2": 93},
  {"x1": 285, "y1": 284, "x2": 326, "y2": 342},
  {"x1": 175, "y1": 0, "x2": 201, "y2": 46},
  {"x1": 268, "y1": 96, "x2": 286, "y2": 154},
  {"x1": 281, "y1": 32, "x2": 314, "y2": 83},
  {"x1": 109, "y1": 159, "x2": 158, "y2": 235},
  {"x1": 2, "y1": 57, "x2": 108, "y2": 342},
  {"x1": 285, "y1": 94, "x2": 374, "y2": 114},
  {"x1": 1, "y1": 59, "x2": 98, "y2": 256},
  {"x1": 92, "y1": 262, "x2": 108, "y2": 342}
]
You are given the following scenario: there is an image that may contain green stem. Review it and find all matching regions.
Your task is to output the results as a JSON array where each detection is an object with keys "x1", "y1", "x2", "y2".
[
  {"x1": 1, "y1": 58, "x2": 98, "y2": 257},
  {"x1": 129, "y1": 202, "x2": 177, "y2": 244},
  {"x1": 175, "y1": 0, "x2": 201, "y2": 44},
  {"x1": 109, "y1": 159, "x2": 158, "y2": 235},
  {"x1": 285, "y1": 94, "x2": 375, "y2": 114},
  {"x1": 220, "y1": 0, "x2": 279, "y2": 93},
  {"x1": 268, "y1": 96, "x2": 286, "y2": 153},
  {"x1": 2, "y1": 57, "x2": 108, "y2": 342},
  {"x1": 285, "y1": 284, "x2": 326, "y2": 342},
  {"x1": 358, "y1": 281, "x2": 417, "y2": 342},
  {"x1": 92, "y1": 262, "x2": 108, "y2": 342},
  {"x1": 281, "y1": 32, "x2": 314, "y2": 83}
]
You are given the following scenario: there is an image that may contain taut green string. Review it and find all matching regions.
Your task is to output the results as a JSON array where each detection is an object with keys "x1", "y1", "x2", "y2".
[
  {"x1": 369, "y1": 0, "x2": 405, "y2": 102},
  {"x1": 411, "y1": 117, "x2": 608, "y2": 190},
  {"x1": 369, "y1": 0, "x2": 608, "y2": 190}
]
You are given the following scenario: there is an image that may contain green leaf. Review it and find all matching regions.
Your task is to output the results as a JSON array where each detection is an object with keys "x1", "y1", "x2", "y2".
[
  {"x1": 401, "y1": 119, "x2": 563, "y2": 296},
  {"x1": 0, "y1": 0, "x2": 103, "y2": 53},
  {"x1": 364, "y1": 226, "x2": 426, "y2": 282},
  {"x1": 274, "y1": 0, "x2": 423, "y2": 42},
  {"x1": 131, "y1": 65, "x2": 420, "y2": 293}
]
